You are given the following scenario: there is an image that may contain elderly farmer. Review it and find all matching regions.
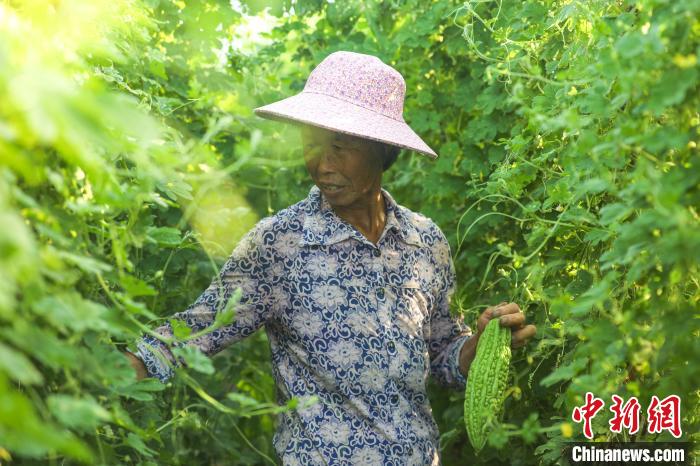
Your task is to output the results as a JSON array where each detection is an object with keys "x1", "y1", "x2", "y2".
[{"x1": 126, "y1": 51, "x2": 536, "y2": 465}]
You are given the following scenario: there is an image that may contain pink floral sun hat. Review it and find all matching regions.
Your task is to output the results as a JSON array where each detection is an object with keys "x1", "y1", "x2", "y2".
[{"x1": 253, "y1": 51, "x2": 438, "y2": 159}]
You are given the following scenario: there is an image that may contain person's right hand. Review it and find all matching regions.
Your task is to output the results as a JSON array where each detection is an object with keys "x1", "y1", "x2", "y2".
[
  {"x1": 459, "y1": 301, "x2": 536, "y2": 377},
  {"x1": 124, "y1": 351, "x2": 148, "y2": 381}
]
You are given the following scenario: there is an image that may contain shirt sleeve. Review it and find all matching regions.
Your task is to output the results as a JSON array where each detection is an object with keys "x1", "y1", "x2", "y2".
[
  {"x1": 426, "y1": 230, "x2": 473, "y2": 390},
  {"x1": 134, "y1": 219, "x2": 277, "y2": 382}
]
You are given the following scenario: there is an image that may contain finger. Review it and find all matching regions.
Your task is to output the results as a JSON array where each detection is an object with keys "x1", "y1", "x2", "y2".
[
  {"x1": 510, "y1": 326, "x2": 534, "y2": 348},
  {"x1": 497, "y1": 302, "x2": 521, "y2": 316},
  {"x1": 485, "y1": 301, "x2": 509, "y2": 318},
  {"x1": 478, "y1": 302, "x2": 510, "y2": 332},
  {"x1": 511, "y1": 325, "x2": 537, "y2": 348},
  {"x1": 499, "y1": 311, "x2": 525, "y2": 328}
]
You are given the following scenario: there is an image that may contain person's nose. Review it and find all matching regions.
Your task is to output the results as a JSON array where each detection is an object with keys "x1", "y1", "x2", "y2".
[{"x1": 316, "y1": 148, "x2": 338, "y2": 174}]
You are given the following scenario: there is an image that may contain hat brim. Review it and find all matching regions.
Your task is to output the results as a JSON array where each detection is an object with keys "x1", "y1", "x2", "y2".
[{"x1": 253, "y1": 91, "x2": 438, "y2": 159}]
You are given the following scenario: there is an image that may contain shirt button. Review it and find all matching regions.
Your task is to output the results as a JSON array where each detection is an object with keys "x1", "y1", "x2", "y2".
[
  {"x1": 377, "y1": 288, "x2": 385, "y2": 300},
  {"x1": 387, "y1": 341, "x2": 395, "y2": 352},
  {"x1": 372, "y1": 249, "x2": 381, "y2": 257},
  {"x1": 390, "y1": 394, "x2": 398, "y2": 403},
  {"x1": 407, "y1": 447, "x2": 414, "y2": 456}
]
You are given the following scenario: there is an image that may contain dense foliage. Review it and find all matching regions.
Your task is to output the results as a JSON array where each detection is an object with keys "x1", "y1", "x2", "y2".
[{"x1": 1, "y1": 0, "x2": 698, "y2": 464}]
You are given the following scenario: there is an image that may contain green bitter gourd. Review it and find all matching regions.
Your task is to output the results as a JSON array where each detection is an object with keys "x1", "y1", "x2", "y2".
[{"x1": 463, "y1": 318, "x2": 512, "y2": 452}]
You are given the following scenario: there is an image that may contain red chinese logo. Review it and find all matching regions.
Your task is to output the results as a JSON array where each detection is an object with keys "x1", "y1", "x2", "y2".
[
  {"x1": 572, "y1": 392, "x2": 605, "y2": 439},
  {"x1": 571, "y1": 393, "x2": 683, "y2": 438},
  {"x1": 647, "y1": 395, "x2": 682, "y2": 438},
  {"x1": 609, "y1": 394, "x2": 640, "y2": 435}
]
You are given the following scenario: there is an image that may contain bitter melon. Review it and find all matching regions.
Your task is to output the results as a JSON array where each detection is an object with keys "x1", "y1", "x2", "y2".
[{"x1": 464, "y1": 318, "x2": 512, "y2": 452}]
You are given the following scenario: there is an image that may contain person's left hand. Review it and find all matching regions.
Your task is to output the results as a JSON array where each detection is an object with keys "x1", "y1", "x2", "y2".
[{"x1": 476, "y1": 301, "x2": 536, "y2": 349}]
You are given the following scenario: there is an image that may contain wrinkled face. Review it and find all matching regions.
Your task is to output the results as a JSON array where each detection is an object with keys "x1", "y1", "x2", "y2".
[{"x1": 301, "y1": 125, "x2": 384, "y2": 208}]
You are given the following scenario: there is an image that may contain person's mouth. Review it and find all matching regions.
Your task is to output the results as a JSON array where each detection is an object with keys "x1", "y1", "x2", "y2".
[{"x1": 319, "y1": 183, "x2": 345, "y2": 194}]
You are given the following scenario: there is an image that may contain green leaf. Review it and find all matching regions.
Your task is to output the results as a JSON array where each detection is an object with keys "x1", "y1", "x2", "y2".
[
  {"x1": 598, "y1": 203, "x2": 633, "y2": 226},
  {"x1": 116, "y1": 378, "x2": 166, "y2": 401},
  {"x1": 121, "y1": 274, "x2": 157, "y2": 297},
  {"x1": 564, "y1": 270, "x2": 594, "y2": 297},
  {"x1": 0, "y1": 323, "x2": 80, "y2": 370},
  {"x1": 570, "y1": 272, "x2": 618, "y2": 316},
  {"x1": 157, "y1": 178, "x2": 193, "y2": 201},
  {"x1": 0, "y1": 376, "x2": 93, "y2": 461},
  {"x1": 214, "y1": 288, "x2": 241, "y2": 327},
  {"x1": 615, "y1": 32, "x2": 645, "y2": 59},
  {"x1": 540, "y1": 357, "x2": 589, "y2": 387},
  {"x1": 169, "y1": 318, "x2": 192, "y2": 339},
  {"x1": 146, "y1": 226, "x2": 182, "y2": 247},
  {"x1": 46, "y1": 395, "x2": 111, "y2": 431},
  {"x1": 172, "y1": 346, "x2": 214, "y2": 375},
  {"x1": 584, "y1": 228, "x2": 613, "y2": 246},
  {"x1": 0, "y1": 343, "x2": 43, "y2": 385},
  {"x1": 125, "y1": 433, "x2": 157, "y2": 458},
  {"x1": 32, "y1": 293, "x2": 110, "y2": 333},
  {"x1": 520, "y1": 413, "x2": 541, "y2": 444},
  {"x1": 574, "y1": 177, "x2": 610, "y2": 198},
  {"x1": 646, "y1": 68, "x2": 698, "y2": 114},
  {"x1": 56, "y1": 249, "x2": 113, "y2": 274},
  {"x1": 487, "y1": 423, "x2": 509, "y2": 449}
]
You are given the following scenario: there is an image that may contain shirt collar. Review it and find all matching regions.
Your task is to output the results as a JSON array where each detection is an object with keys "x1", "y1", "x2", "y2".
[{"x1": 301, "y1": 185, "x2": 424, "y2": 247}]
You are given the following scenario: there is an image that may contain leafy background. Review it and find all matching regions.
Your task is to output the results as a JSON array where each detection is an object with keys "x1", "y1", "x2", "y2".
[{"x1": 0, "y1": 0, "x2": 698, "y2": 464}]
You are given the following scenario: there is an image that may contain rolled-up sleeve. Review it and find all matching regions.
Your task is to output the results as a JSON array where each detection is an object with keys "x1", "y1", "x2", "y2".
[
  {"x1": 135, "y1": 219, "x2": 276, "y2": 382},
  {"x1": 426, "y1": 232, "x2": 472, "y2": 390}
]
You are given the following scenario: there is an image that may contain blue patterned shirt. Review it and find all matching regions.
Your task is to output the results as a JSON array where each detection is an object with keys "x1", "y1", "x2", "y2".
[{"x1": 135, "y1": 185, "x2": 473, "y2": 465}]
